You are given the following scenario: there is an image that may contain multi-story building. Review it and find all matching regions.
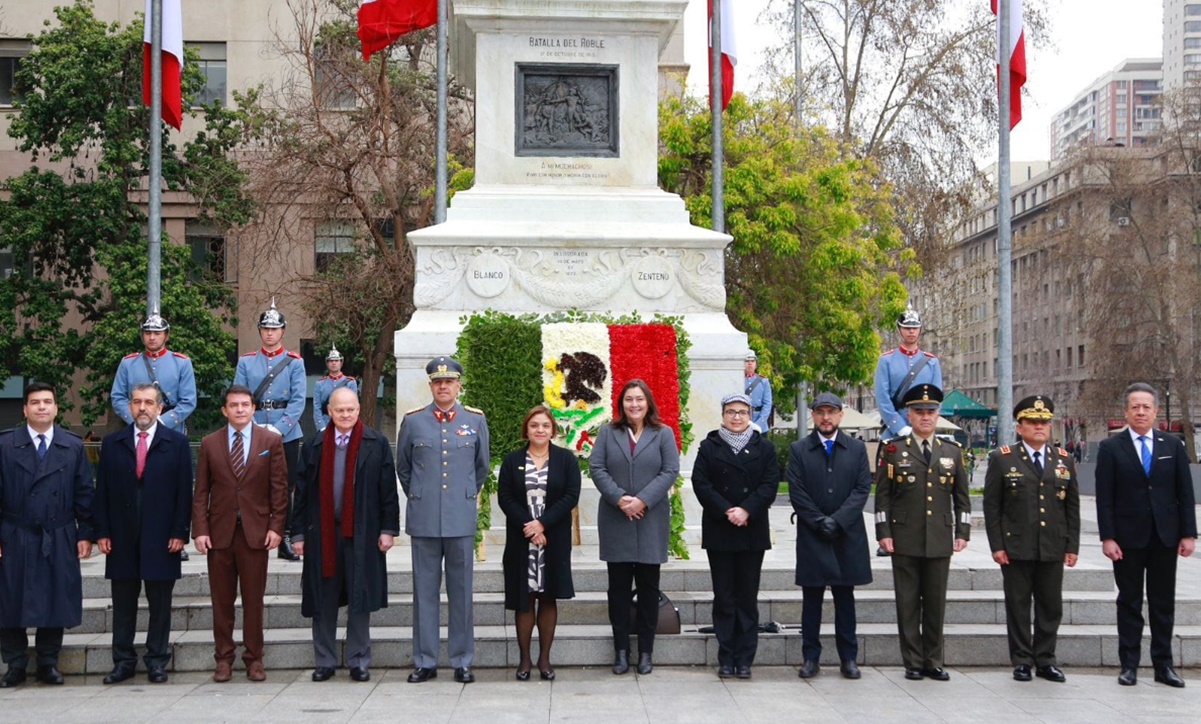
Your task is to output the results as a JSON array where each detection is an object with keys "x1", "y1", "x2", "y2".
[
  {"x1": 1164, "y1": 0, "x2": 1201, "y2": 90},
  {"x1": 1049, "y1": 58, "x2": 1163, "y2": 159}
]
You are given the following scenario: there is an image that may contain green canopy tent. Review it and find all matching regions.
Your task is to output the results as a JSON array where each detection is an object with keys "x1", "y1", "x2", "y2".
[{"x1": 939, "y1": 390, "x2": 996, "y2": 419}]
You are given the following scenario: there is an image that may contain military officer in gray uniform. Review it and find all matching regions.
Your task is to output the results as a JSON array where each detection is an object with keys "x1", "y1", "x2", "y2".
[
  {"x1": 874, "y1": 384, "x2": 970, "y2": 681},
  {"x1": 233, "y1": 299, "x2": 307, "y2": 561},
  {"x1": 313, "y1": 345, "x2": 358, "y2": 433},
  {"x1": 111, "y1": 311, "x2": 196, "y2": 435},
  {"x1": 984, "y1": 395, "x2": 1079, "y2": 683},
  {"x1": 395, "y1": 357, "x2": 490, "y2": 684}
]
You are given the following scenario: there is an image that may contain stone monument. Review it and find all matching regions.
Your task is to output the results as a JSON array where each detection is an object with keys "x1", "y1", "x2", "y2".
[{"x1": 394, "y1": 0, "x2": 749, "y2": 541}]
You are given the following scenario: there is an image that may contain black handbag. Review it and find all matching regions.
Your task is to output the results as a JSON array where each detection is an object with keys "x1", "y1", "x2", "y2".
[{"x1": 629, "y1": 590, "x2": 681, "y2": 635}]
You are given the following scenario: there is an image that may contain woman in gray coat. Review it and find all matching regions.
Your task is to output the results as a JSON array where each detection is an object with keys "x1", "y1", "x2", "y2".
[{"x1": 590, "y1": 379, "x2": 680, "y2": 676}]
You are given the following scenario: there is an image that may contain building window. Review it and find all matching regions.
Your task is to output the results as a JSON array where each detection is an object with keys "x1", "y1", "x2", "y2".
[
  {"x1": 1187, "y1": 21, "x2": 1201, "y2": 32},
  {"x1": 1188, "y1": 4, "x2": 1201, "y2": 16},
  {"x1": 315, "y1": 221, "x2": 357, "y2": 272},
  {"x1": 1078, "y1": 345, "x2": 1085, "y2": 367},
  {"x1": 315, "y1": 45, "x2": 356, "y2": 110},
  {"x1": 0, "y1": 39, "x2": 31, "y2": 107},
  {"x1": 188, "y1": 42, "x2": 227, "y2": 106},
  {"x1": 1187, "y1": 38, "x2": 1201, "y2": 49},
  {"x1": 186, "y1": 222, "x2": 228, "y2": 282}
]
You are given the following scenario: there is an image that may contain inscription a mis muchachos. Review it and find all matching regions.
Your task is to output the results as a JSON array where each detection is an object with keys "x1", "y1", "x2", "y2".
[{"x1": 516, "y1": 61, "x2": 618, "y2": 157}]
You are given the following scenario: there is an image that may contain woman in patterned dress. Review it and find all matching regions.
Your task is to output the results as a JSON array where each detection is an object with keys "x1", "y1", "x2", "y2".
[{"x1": 498, "y1": 406, "x2": 581, "y2": 681}]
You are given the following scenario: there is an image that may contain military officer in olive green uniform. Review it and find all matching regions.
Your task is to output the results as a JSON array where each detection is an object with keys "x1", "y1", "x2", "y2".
[
  {"x1": 874, "y1": 384, "x2": 970, "y2": 681},
  {"x1": 983, "y1": 395, "x2": 1080, "y2": 683}
]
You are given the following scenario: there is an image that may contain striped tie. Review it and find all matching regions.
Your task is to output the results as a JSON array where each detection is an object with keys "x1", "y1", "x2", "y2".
[{"x1": 231, "y1": 430, "x2": 246, "y2": 478}]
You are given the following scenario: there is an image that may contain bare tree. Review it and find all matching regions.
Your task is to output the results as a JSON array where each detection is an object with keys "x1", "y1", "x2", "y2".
[{"x1": 235, "y1": 0, "x2": 474, "y2": 426}]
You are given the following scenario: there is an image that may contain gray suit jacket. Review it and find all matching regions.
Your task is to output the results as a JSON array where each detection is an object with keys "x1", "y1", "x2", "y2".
[
  {"x1": 395, "y1": 402, "x2": 491, "y2": 538},
  {"x1": 589, "y1": 423, "x2": 680, "y2": 564}
]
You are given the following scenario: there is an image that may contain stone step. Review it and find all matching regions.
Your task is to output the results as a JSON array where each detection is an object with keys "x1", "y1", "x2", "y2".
[
  {"x1": 50, "y1": 623, "x2": 1201, "y2": 675},
  {"x1": 73, "y1": 588, "x2": 1194, "y2": 636},
  {"x1": 79, "y1": 560, "x2": 1118, "y2": 599}
]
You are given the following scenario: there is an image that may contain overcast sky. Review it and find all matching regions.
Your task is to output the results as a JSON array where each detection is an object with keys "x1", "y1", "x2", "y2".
[{"x1": 682, "y1": 0, "x2": 1164, "y2": 162}]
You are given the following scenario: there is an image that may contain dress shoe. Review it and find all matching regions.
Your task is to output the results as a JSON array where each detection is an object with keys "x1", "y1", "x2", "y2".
[
  {"x1": 904, "y1": 668, "x2": 924, "y2": 680},
  {"x1": 103, "y1": 666, "x2": 136, "y2": 685},
  {"x1": 735, "y1": 666, "x2": 752, "y2": 680},
  {"x1": 1155, "y1": 666, "x2": 1186, "y2": 688},
  {"x1": 798, "y1": 660, "x2": 820, "y2": 679},
  {"x1": 36, "y1": 665, "x2": 64, "y2": 685},
  {"x1": 636, "y1": 652, "x2": 653, "y2": 675},
  {"x1": 213, "y1": 661, "x2": 232, "y2": 683},
  {"x1": 515, "y1": 667, "x2": 531, "y2": 681},
  {"x1": 717, "y1": 663, "x2": 734, "y2": 679},
  {"x1": 454, "y1": 667, "x2": 475, "y2": 683},
  {"x1": 0, "y1": 668, "x2": 27, "y2": 688},
  {"x1": 311, "y1": 666, "x2": 336, "y2": 682},
  {"x1": 540, "y1": 667, "x2": 555, "y2": 681},
  {"x1": 246, "y1": 661, "x2": 266, "y2": 682},
  {"x1": 612, "y1": 650, "x2": 630, "y2": 675},
  {"x1": 278, "y1": 536, "x2": 300, "y2": 561},
  {"x1": 1118, "y1": 667, "x2": 1137, "y2": 686},
  {"x1": 407, "y1": 667, "x2": 437, "y2": 683},
  {"x1": 840, "y1": 661, "x2": 861, "y2": 680},
  {"x1": 1012, "y1": 664, "x2": 1032, "y2": 682},
  {"x1": 147, "y1": 666, "x2": 168, "y2": 684},
  {"x1": 923, "y1": 667, "x2": 950, "y2": 681},
  {"x1": 180, "y1": 549, "x2": 189, "y2": 561},
  {"x1": 1036, "y1": 665, "x2": 1066, "y2": 683},
  {"x1": 350, "y1": 667, "x2": 370, "y2": 682}
]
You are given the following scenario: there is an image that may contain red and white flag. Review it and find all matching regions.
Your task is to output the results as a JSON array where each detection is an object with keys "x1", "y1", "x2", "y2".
[
  {"x1": 707, "y1": 0, "x2": 737, "y2": 111},
  {"x1": 143, "y1": 0, "x2": 183, "y2": 130},
  {"x1": 992, "y1": 0, "x2": 1026, "y2": 129},
  {"x1": 357, "y1": 0, "x2": 438, "y2": 62}
]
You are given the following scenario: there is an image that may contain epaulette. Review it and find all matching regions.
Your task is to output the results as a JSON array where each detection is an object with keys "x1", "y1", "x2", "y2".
[
  {"x1": 318, "y1": 375, "x2": 330, "y2": 381},
  {"x1": 287, "y1": 350, "x2": 302, "y2": 359},
  {"x1": 241, "y1": 351, "x2": 257, "y2": 357},
  {"x1": 405, "y1": 406, "x2": 425, "y2": 416},
  {"x1": 924, "y1": 351, "x2": 937, "y2": 358},
  {"x1": 123, "y1": 352, "x2": 139, "y2": 360},
  {"x1": 1057, "y1": 447, "x2": 1069, "y2": 457},
  {"x1": 880, "y1": 435, "x2": 900, "y2": 445},
  {"x1": 941, "y1": 437, "x2": 962, "y2": 448},
  {"x1": 999, "y1": 445, "x2": 1011, "y2": 454},
  {"x1": 880, "y1": 348, "x2": 895, "y2": 356},
  {"x1": 463, "y1": 404, "x2": 486, "y2": 416},
  {"x1": 171, "y1": 351, "x2": 190, "y2": 360}
]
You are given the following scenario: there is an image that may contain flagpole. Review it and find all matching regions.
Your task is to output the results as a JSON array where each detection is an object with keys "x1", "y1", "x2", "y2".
[
  {"x1": 794, "y1": 0, "x2": 803, "y2": 122},
  {"x1": 434, "y1": 0, "x2": 448, "y2": 224},
  {"x1": 997, "y1": 0, "x2": 1014, "y2": 446},
  {"x1": 147, "y1": 0, "x2": 163, "y2": 315},
  {"x1": 710, "y1": 0, "x2": 724, "y2": 234}
]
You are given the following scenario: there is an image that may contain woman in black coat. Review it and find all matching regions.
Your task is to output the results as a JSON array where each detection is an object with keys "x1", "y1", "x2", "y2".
[
  {"x1": 498, "y1": 405, "x2": 581, "y2": 681},
  {"x1": 691, "y1": 392, "x2": 780, "y2": 679}
]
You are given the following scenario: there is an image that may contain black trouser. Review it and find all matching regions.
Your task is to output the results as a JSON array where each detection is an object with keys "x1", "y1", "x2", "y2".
[
  {"x1": 0, "y1": 627, "x2": 63, "y2": 669},
  {"x1": 111, "y1": 578, "x2": 176, "y2": 670},
  {"x1": 282, "y1": 439, "x2": 300, "y2": 536},
  {"x1": 1001, "y1": 559, "x2": 1064, "y2": 667},
  {"x1": 1113, "y1": 543, "x2": 1179, "y2": 669},
  {"x1": 607, "y1": 562, "x2": 660, "y2": 655},
  {"x1": 708, "y1": 550, "x2": 764, "y2": 667},
  {"x1": 801, "y1": 585, "x2": 858, "y2": 664}
]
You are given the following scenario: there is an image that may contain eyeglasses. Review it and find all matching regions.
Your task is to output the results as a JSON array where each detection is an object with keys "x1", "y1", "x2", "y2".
[{"x1": 722, "y1": 409, "x2": 750, "y2": 418}]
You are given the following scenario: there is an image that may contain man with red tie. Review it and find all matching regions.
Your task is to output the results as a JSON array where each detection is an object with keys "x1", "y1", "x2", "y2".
[
  {"x1": 192, "y1": 385, "x2": 288, "y2": 682},
  {"x1": 93, "y1": 384, "x2": 193, "y2": 684}
]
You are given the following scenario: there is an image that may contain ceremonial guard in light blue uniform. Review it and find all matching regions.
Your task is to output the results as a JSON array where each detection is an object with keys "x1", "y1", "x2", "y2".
[
  {"x1": 743, "y1": 351, "x2": 773, "y2": 433},
  {"x1": 395, "y1": 357, "x2": 490, "y2": 685},
  {"x1": 874, "y1": 306, "x2": 942, "y2": 439},
  {"x1": 233, "y1": 299, "x2": 307, "y2": 561},
  {"x1": 111, "y1": 311, "x2": 196, "y2": 435},
  {"x1": 312, "y1": 345, "x2": 358, "y2": 432}
]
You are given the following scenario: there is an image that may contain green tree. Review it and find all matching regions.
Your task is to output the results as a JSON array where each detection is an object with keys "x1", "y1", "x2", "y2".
[
  {"x1": 659, "y1": 93, "x2": 911, "y2": 410},
  {"x1": 0, "y1": 0, "x2": 254, "y2": 429}
]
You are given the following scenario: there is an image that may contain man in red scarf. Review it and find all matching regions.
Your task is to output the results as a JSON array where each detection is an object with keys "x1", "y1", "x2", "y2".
[{"x1": 292, "y1": 387, "x2": 400, "y2": 682}]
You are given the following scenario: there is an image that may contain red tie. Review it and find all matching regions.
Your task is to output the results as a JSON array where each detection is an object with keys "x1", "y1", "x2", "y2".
[{"x1": 136, "y1": 431, "x2": 148, "y2": 479}]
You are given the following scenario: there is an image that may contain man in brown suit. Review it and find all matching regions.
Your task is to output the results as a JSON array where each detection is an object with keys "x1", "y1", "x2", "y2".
[{"x1": 192, "y1": 385, "x2": 288, "y2": 682}]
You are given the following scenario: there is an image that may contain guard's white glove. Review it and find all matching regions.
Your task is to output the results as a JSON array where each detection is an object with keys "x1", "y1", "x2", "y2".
[{"x1": 897, "y1": 425, "x2": 913, "y2": 437}]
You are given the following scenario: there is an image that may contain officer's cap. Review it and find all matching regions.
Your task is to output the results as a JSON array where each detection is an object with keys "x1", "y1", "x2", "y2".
[
  {"x1": 326, "y1": 344, "x2": 343, "y2": 362},
  {"x1": 141, "y1": 311, "x2": 170, "y2": 332},
  {"x1": 257, "y1": 297, "x2": 286, "y2": 329},
  {"x1": 809, "y1": 392, "x2": 844, "y2": 410},
  {"x1": 426, "y1": 356, "x2": 463, "y2": 381},
  {"x1": 897, "y1": 305, "x2": 923, "y2": 328},
  {"x1": 1014, "y1": 395, "x2": 1054, "y2": 421},
  {"x1": 902, "y1": 384, "x2": 943, "y2": 410}
]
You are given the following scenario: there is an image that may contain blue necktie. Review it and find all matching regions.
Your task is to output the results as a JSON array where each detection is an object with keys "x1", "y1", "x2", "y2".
[
  {"x1": 36, "y1": 434, "x2": 46, "y2": 460},
  {"x1": 1139, "y1": 435, "x2": 1152, "y2": 476},
  {"x1": 824, "y1": 439, "x2": 834, "y2": 457}
]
